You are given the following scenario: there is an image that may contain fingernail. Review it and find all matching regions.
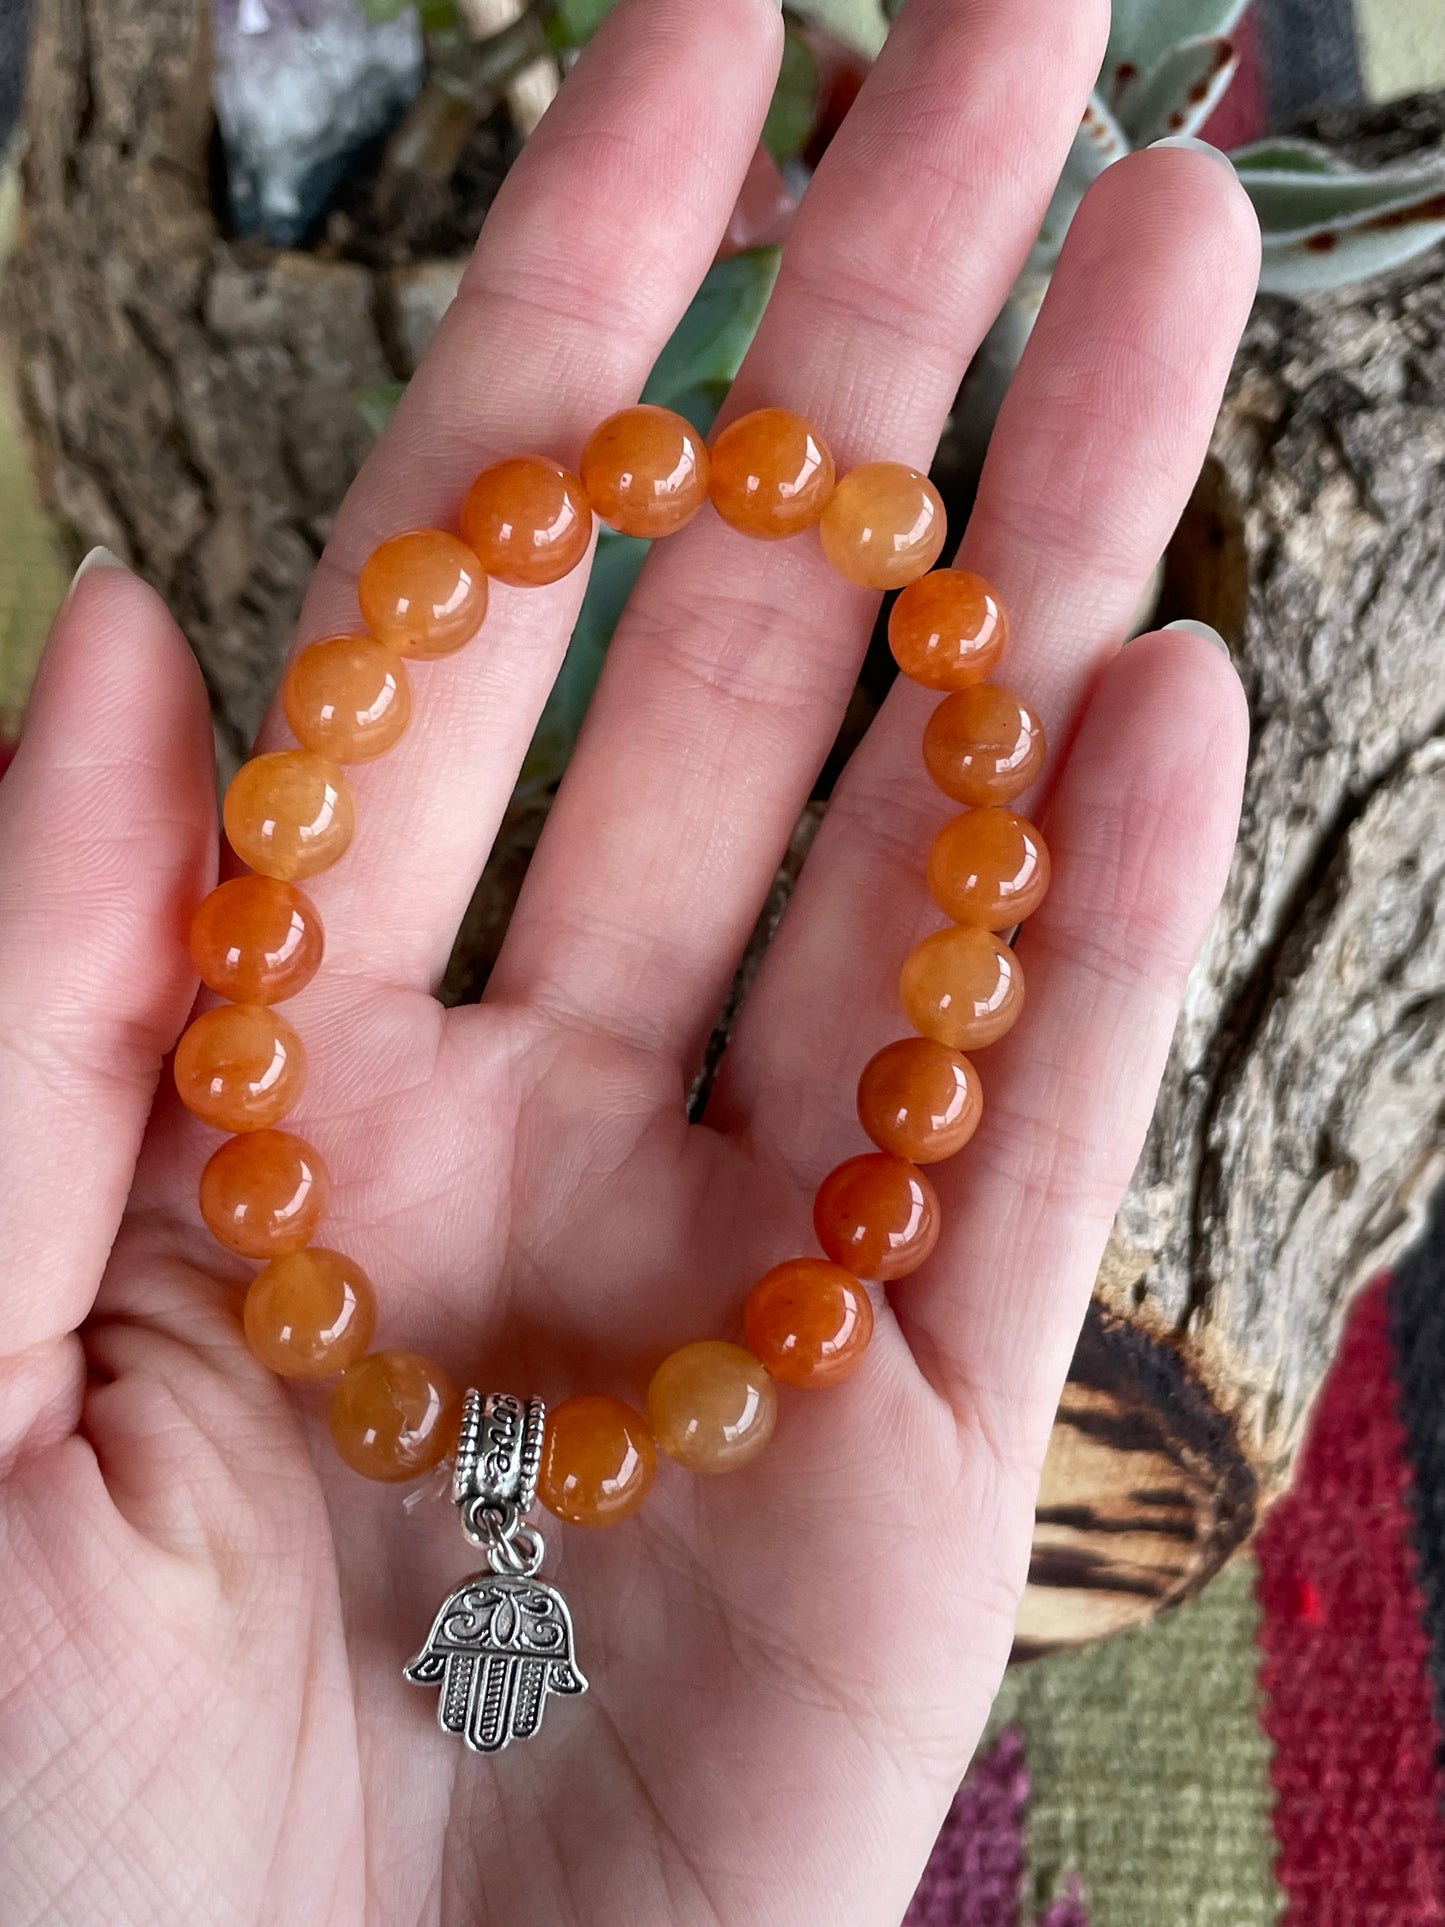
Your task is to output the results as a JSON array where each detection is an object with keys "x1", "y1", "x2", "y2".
[
  {"x1": 65, "y1": 545, "x2": 127, "y2": 604},
  {"x1": 1164, "y1": 617, "x2": 1230, "y2": 655},
  {"x1": 1148, "y1": 134, "x2": 1235, "y2": 174}
]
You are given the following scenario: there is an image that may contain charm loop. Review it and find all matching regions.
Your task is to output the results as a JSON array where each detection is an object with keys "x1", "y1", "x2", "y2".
[{"x1": 408, "y1": 1388, "x2": 586, "y2": 1751}]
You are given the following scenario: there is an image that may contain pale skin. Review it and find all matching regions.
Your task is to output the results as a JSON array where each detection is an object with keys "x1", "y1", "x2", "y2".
[{"x1": 0, "y1": 0, "x2": 1262, "y2": 1920}]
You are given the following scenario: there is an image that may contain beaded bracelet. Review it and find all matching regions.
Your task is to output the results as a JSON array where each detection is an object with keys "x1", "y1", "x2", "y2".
[{"x1": 178, "y1": 401, "x2": 1049, "y2": 1754}]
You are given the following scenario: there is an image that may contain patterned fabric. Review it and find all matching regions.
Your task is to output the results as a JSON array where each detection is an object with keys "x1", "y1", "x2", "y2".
[{"x1": 909, "y1": 1251, "x2": 1445, "y2": 1925}]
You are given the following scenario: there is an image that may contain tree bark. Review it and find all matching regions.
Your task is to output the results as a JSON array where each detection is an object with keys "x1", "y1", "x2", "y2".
[{"x1": 5, "y1": 0, "x2": 1444, "y2": 1651}]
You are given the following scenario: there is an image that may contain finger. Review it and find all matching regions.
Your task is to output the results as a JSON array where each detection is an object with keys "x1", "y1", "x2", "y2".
[
  {"x1": 488, "y1": 0, "x2": 1109, "y2": 1059},
  {"x1": 714, "y1": 143, "x2": 1261, "y2": 1142},
  {"x1": 0, "y1": 557, "x2": 214, "y2": 1454},
  {"x1": 255, "y1": 0, "x2": 781, "y2": 991},
  {"x1": 896, "y1": 631, "x2": 1248, "y2": 1447}
]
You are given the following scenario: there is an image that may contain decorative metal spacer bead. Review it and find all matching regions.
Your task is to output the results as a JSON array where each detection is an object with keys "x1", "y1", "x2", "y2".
[{"x1": 452, "y1": 1390, "x2": 546, "y2": 1520}]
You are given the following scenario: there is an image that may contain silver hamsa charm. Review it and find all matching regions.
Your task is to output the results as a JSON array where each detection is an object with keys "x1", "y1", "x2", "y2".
[{"x1": 405, "y1": 1391, "x2": 587, "y2": 1753}]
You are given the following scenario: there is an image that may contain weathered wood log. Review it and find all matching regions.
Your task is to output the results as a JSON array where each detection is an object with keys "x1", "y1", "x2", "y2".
[{"x1": 5, "y1": 0, "x2": 1443, "y2": 1651}]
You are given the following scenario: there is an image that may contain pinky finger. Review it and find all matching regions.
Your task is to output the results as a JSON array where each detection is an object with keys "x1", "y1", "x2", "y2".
[
  {"x1": 895, "y1": 626, "x2": 1248, "y2": 1451},
  {"x1": 0, "y1": 556, "x2": 214, "y2": 1455}
]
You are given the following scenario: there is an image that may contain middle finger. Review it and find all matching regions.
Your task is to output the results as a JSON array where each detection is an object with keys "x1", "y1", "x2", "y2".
[{"x1": 487, "y1": 0, "x2": 1110, "y2": 1061}]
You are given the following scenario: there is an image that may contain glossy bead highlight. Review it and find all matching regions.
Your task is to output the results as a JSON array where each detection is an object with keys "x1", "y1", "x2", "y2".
[
  {"x1": 708, "y1": 407, "x2": 835, "y2": 539},
  {"x1": 189, "y1": 875, "x2": 324, "y2": 1006},
  {"x1": 539, "y1": 1394, "x2": 657, "y2": 1525},
  {"x1": 357, "y1": 529, "x2": 488, "y2": 658},
  {"x1": 857, "y1": 1037, "x2": 981, "y2": 1164},
  {"x1": 888, "y1": 570, "x2": 1008, "y2": 689},
  {"x1": 899, "y1": 926, "x2": 1025, "y2": 1052},
  {"x1": 819, "y1": 462, "x2": 946, "y2": 589},
  {"x1": 580, "y1": 404, "x2": 709, "y2": 538},
  {"x1": 814, "y1": 1153, "x2": 940, "y2": 1280},
  {"x1": 329, "y1": 1349, "x2": 461, "y2": 1482},
  {"x1": 927, "y1": 808, "x2": 1051, "y2": 930},
  {"x1": 243, "y1": 1247, "x2": 377, "y2": 1379},
  {"x1": 923, "y1": 684, "x2": 1046, "y2": 806},
  {"x1": 223, "y1": 750, "x2": 355, "y2": 882},
  {"x1": 282, "y1": 634, "x2": 412, "y2": 763},
  {"x1": 646, "y1": 1341, "x2": 777, "y2": 1472},
  {"x1": 198, "y1": 1128, "x2": 330, "y2": 1259},
  {"x1": 743, "y1": 1259, "x2": 874, "y2": 1388},
  {"x1": 460, "y1": 454, "x2": 592, "y2": 586},
  {"x1": 173, "y1": 1003, "x2": 307, "y2": 1133}
]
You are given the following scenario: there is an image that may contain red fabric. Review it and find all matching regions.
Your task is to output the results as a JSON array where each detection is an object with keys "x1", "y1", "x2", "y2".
[{"x1": 1256, "y1": 1276, "x2": 1445, "y2": 1925}]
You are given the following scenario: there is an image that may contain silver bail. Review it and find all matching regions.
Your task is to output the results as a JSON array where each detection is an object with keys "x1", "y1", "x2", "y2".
[{"x1": 452, "y1": 1391, "x2": 547, "y2": 1577}]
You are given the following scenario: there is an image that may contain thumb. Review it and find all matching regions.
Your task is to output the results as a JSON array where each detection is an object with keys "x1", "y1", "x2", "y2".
[{"x1": 0, "y1": 552, "x2": 214, "y2": 1453}]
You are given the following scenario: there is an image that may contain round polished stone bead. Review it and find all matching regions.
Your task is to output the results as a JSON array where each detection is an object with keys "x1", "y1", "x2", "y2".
[
  {"x1": 927, "y1": 807, "x2": 1051, "y2": 930},
  {"x1": 857, "y1": 1036, "x2": 982, "y2": 1164},
  {"x1": 888, "y1": 570, "x2": 1008, "y2": 689},
  {"x1": 580, "y1": 404, "x2": 710, "y2": 538},
  {"x1": 357, "y1": 529, "x2": 488, "y2": 658},
  {"x1": 173, "y1": 1003, "x2": 307, "y2": 1133},
  {"x1": 329, "y1": 1349, "x2": 461, "y2": 1482},
  {"x1": 819, "y1": 461, "x2": 946, "y2": 589},
  {"x1": 223, "y1": 750, "x2": 355, "y2": 882},
  {"x1": 189, "y1": 876, "x2": 324, "y2": 1006},
  {"x1": 646, "y1": 1341, "x2": 777, "y2": 1473},
  {"x1": 538, "y1": 1394, "x2": 657, "y2": 1525},
  {"x1": 813, "y1": 1153, "x2": 940, "y2": 1280},
  {"x1": 708, "y1": 407, "x2": 835, "y2": 539},
  {"x1": 282, "y1": 634, "x2": 412, "y2": 764},
  {"x1": 460, "y1": 454, "x2": 592, "y2": 586},
  {"x1": 198, "y1": 1128, "x2": 330, "y2": 1259},
  {"x1": 243, "y1": 1247, "x2": 377, "y2": 1379},
  {"x1": 899, "y1": 926, "x2": 1024, "y2": 1052},
  {"x1": 743, "y1": 1258, "x2": 874, "y2": 1389},
  {"x1": 923, "y1": 684, "x2": 1046, "y2": 807}
]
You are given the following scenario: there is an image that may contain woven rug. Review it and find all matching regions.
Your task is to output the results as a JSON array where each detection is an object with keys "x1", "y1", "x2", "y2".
[{"x1": 906, "y1": 1197, "x2": 1445, "y2": 1926}]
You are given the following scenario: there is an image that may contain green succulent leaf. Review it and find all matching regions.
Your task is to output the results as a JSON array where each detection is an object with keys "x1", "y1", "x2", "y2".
[
  {"x1": 1102, "y1": 0, "x2": 1248, "y2": 107},
  {"x1": 787, "y1": 0, "x2": 888, "y2": 57},
  {"x1": 520, "y1": 246, "x2": 782, "y2": 784},
  {"x1": 519, "y1": 526, "x2": 648, "y2": 792},
  {"x1": 1257, "y1": 202, "x2": 1445, "y2": 296},
  {"x1": 356, "y1": 0, "x2": 417, "y2": 21},
  {"x1": 552, "y1": 0, "x2": 616, "y2": 45},
  {"x1": 356, "y1": 381, "x2": 407, "y2": 439},
  {"x1": 1026, "y1": 90, "x2": 1129, "y2": 281},
  {"x1": 1228, "y1": 136, "x2": 1353, "y2": 176},
  {"x1": 641, "y1": 247, "x2": 781, "y2": 422},
  {"x1": 1233, "y1": 157, "x2": 1445, "y2": 236},
  {"x1": 763, "y1": 27, "x2": 822, "y2": 162},
  {"x1": 1117, "y1": 34, "x2": 1239, "y2": 146}
]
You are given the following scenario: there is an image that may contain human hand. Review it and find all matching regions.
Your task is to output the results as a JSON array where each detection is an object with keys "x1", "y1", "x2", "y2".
[{"x1": 0, "y1": 1, "x2": 1259, "y2": 1920}]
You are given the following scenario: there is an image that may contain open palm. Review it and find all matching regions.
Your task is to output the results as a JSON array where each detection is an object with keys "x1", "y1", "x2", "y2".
[{"x1": 0, "y1": 1, "x2": 1259, "y2": 1921}]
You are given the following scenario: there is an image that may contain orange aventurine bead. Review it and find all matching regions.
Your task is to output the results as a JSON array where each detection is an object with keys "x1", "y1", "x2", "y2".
[
  {"x1": 199, "y1": 1128, "x2": 330, "y2": 1258},
  {"x1": 329, "y1": 1349, "x2": 461, "y2": 1482},
  {"x1": 173, "y1": 1003, "x2": 307, "y2": 1133},
  {"x1": 223, "y1": 750, "x2": 355, "y2": 882},
  {"x1": 743, "y1": 1258, "x2": 874, "y2": 1389},
  {"x1": 282, "y1": 634, "x2": 412, "y2": 763},
  {"x1": 708, "y1": 406, "x2": 835, "y2": 539},
  {"x1": 243, "y1": 1247, "x2": 377, "y2": 1379},
  {"x1": 888, "y1": 570, "x2": 1008, "y2": 689},
  {"x1": 580, "y1": 404, "x2": 710, "y2": 538},
  {"x1": 899, "y1": 926, "x2": 1025, "y2": 1052},
  {"x1": 814, "y1": 1153, "x2": 940, "y2": 1280},
  {"x1": 819, "y1": 461, "x2": 946, "y2": 589},
  {"x1": 357, "y1": 529, "x2": 488, "y2": 658},
  {"x1": 646, "y1": 1341, "x2": 777, "y2": 1472},
  {"x1": 923, "y1": 684, "x2": 1046, "y2": 807},
  {"x1": 539, "y1": 1394, "x2": 657, "y2": 1525},
  {"x1": 927, "y1": 807, "x2": 1050, "y2": 930},
  {"x1": 460, "y1": 455, "x2": 592, "y2": 587},
  {"x1": 189, "y1": 876, "x2": 324, "y2": 1006},
  {"x1": 857, "y1": 1036, "x2": 982, "y2": 1164}
]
